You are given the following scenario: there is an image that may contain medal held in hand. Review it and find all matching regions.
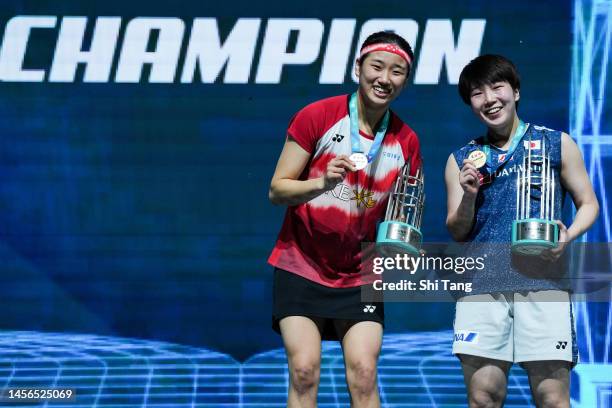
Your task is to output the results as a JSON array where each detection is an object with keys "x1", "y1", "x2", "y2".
[
  {"x1": 349, "y1": 152, "x2": 368, "y2": 171},
  {"x1": 376, "y1": 160, "x2": 425, "y2": 256},
  {"x1": 348, "y1": 92, "x2": 389, "y2": 172},
  {"x1": 467, "y1": 149, "x2": 490, "y2": 185},
  {"x1": 467, "y1": 150, "x2": 486, "y2": 169},
  {"x1": 512, "y1": 136, "x2": 559, "y2": 255}
]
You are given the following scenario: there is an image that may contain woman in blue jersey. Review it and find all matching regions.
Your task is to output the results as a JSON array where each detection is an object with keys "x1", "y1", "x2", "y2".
[{"x1": 445, "y1": 55, "x2": 599, "y2": 408}]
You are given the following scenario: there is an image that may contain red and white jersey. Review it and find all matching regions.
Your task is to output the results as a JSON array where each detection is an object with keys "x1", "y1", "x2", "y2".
[{"x1": 268, "y1": 95, "x2": 422, "y2": 288}]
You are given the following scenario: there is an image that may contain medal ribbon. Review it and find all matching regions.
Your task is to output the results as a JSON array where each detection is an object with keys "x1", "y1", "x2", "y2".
[
  {"x1": 482, "y1": 119, "x2": 529, "y2": 173},
  {"x1": 349, "y1": 92, "x2": 390, "y2": 163}
]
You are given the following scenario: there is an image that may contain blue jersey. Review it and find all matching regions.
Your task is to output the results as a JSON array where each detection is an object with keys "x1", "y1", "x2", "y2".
[{"x1": 452, "y1": 124, "x2": 568, "y2": 294}]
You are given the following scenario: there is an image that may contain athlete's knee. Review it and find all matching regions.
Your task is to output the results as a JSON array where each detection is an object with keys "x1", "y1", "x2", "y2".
[
  {"x1": 469, "y1": 379, "x2": 506, "y2": 408},
  {"x1": 289, "y1": 358, "x2": 320, "y2": 394},
  {"x1": 528, "y1": 363, "x2": 570, "y2": 408},
  {"x1": 538, "y1": 390, "x2": 569, "y2": 408},
  {"x1": 346, "y1": 359, "x2": 378, "y2": 397},
  {"x1": 469, "y1": 389, "x2": 506, "y2": 408}
]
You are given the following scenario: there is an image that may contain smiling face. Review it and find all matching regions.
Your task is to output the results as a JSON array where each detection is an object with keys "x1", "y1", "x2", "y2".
[
  {"x1": 469, "y1": 81, "x2": 520, "y2": 132},
  {"x1": 355, "y1": 50, "x2": 409, "y2": 111}
]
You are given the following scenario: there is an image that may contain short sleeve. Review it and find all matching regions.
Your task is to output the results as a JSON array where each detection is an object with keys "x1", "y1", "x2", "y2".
[{"x1": 286, "y1": 103, "x2": 324, "y2": 154}]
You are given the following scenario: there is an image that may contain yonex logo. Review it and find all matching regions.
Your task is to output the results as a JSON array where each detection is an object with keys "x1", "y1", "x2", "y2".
[
  {"x1": 454, "y1": 331, "x2": 479, "y2": 343},
  {"x1": 363, "y1": 305, "x2": 376, "y2": 313},
  {"x1": 533, "y1": 125, "x2": 554, "y2": 132},
  {"x1": 332, "y1": 134, "x2": 345, "y2": 142},
  {"x1": 556, "y1": 341, "x2": 568, "y2": 350}
]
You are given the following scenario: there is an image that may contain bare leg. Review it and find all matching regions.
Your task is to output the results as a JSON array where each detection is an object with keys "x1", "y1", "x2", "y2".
[
  {"x1": 523, "y1": 360, "x2": 570, "y2": 408},
  {"x1": 459, "y1": 354, "x2": 512, "y2": 408},
  {"x1": 342, "y1": 321, "x2": 383, "y2": 408},
  {"x1": 280, "y1": 316, "x2": 322, "y2": 408}
]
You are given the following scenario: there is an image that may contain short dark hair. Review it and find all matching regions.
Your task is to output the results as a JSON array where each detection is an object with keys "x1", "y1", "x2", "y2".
[
  {"x1": 359, "y1": 31, "x2": 414, "y2": 77},
  {"x1": 458, "y1": 54, "x2": 521, "y2": 105}
]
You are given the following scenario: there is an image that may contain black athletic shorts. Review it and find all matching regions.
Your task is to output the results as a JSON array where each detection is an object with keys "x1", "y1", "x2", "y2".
[{"x1": 272, "y1": 268, "x2": 384, "y2": 341}]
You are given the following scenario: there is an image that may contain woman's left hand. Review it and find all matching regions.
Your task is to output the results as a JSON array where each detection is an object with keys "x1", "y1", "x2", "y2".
[{"x1": 540, "y1": 220, "x2": 570, "y2": 262}]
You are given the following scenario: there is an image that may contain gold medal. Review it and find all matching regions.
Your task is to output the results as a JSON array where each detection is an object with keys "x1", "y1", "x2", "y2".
[{"x1": 467, "y1": 150, "x2": 487, "y2": 169}]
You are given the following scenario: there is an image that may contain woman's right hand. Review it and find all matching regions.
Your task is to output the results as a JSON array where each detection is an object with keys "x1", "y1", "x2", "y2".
[
  {"x1": 459, "y1": 159, "x2": 480, "y2": 196},
  {"x1": 321, "y1": 155, "x2": 357, "y2": 191}
]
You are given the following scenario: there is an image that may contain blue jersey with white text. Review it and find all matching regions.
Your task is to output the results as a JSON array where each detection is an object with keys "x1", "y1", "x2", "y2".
[{"x1": 452, "y1": 124, "x2": 568, "y2": 294}]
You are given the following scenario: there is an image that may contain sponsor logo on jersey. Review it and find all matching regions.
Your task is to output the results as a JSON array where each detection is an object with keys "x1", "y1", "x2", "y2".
[
  {"x1": 454, "y1": 331, "x2": 479, "y2": 344},
  {"x1": 326, "y1": 183, "x2": 352, "y2": 201},
  {"x1": 382, "y1": 152, "x2": 401, "y2": 160},
  {"x1": 352, "y1": 188, "x2": 377, "y2": 208},
  {"x1": 0, "y1": 16, "x2": 486, "y2": 84},
  {"x1": 556, "y1": 341, "x2": 568, "y2": 350}
]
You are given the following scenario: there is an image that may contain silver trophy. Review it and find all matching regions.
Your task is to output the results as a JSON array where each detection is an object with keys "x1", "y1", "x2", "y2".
[
  {"x1": 376, "y1": 161, "x2": 425, "y2": 256},
  {"x1": 512, "y1": 137, "x2": 559, "y2": 255}
]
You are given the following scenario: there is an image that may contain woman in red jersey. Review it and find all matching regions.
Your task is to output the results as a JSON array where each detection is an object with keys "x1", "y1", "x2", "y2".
[{"x1": 268, "y1": 31, "x2": 422, "y2": 408}]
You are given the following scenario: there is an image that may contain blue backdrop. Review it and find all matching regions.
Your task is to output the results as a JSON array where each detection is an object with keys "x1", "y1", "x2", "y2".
[{"x1": 0, "y1": 0, "x2": 609, "y2": 406}]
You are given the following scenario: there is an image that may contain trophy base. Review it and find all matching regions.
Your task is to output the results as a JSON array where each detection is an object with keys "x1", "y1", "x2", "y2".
[
  {"x1": 512, "y1": 219, "x2": 559, "y2": 255},
  {"x1": 376, "y1": 221, "x2": 422, "y2": 257}
]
